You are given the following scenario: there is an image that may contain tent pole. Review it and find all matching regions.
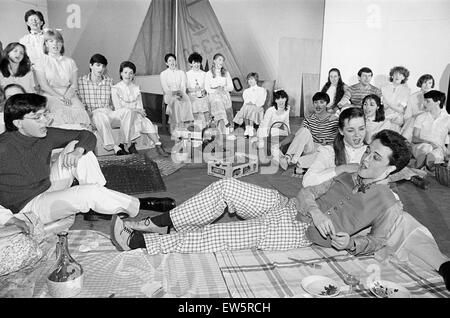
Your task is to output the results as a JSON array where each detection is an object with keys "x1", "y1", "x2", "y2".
[{"x1": 175, "y1": 0, "x2": 178, "y2": 57}]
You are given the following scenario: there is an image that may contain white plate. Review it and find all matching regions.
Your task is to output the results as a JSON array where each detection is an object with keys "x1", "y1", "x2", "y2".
[
  {"x1": 301, "y1": 275, "x2": 341, "y2": 297},
  {"x1": 368, "y1": 280, "x2": 411, "y2": 298}
]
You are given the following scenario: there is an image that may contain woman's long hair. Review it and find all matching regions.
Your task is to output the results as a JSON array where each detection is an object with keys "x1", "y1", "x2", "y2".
[
  {"x1": 321, "y1": 68, "x2": 346, "y2": 107},
  {"x1": 0, "y1": 42, "x2": 31, "y2": 78},
  {"x1": 211, "y1": 53, "x2": 227, "y2": 78},
  {"x1": 362, "y1": 94, "x2": 385, "y2": 122},
  {"x1": 333, "y1": 107, "x2": 365, "y2": 166}
]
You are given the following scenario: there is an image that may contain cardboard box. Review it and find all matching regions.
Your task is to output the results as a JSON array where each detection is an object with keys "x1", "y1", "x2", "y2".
[{"x1": 207, "y1": 153, "x2": 258, "y2": 179}]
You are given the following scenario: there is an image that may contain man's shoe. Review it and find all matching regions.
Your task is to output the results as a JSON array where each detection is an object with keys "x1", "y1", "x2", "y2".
[
  {"x1": 115, "y1": 149, "x2": 128, "y2": 156},
  {"x1": 83, "y1": 210, "x2": 112, "y2": 221},
  {"x1": 119, "y1": 144, "x2": 130, "y2": 155},
  {"x1": 438, "y1": 261, "x2": 450, "y2": 291},
  {"x1": 410, "y1": 176, "x2": 429, "y2": 190},
  {"x1": 139, "y1": 197, "x2": 176, "y2": 212},
  {"x1": 110, "y1": 215, "x2": 132, "y2": 251},
  {"x1": 128, "y1": 143, "x2": 139, "y2": 154},
  {"x1": 155, "y1": 144, "x2": 170, "y2": 157}
]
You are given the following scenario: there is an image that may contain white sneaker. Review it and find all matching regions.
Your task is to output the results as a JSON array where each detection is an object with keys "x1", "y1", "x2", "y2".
[
  {"x1": 245, "y1": 126, "x2": 253, "y2": 137},
  {"x1": 248, "y1": 127, "x2": 255, "y2": 137},
  {"x1": 225, "y1": 127, "x2": 237, "y2": 140},
  {"x1": 110, "y1": 215, "x2": 132, "y2": 251}
]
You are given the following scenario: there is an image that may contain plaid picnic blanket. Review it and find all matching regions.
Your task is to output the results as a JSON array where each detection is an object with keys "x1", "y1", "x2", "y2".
[
  {"x1": 30, "y1": 230, "x2": 229, "y2": 298},
  {"x1": 215, "y1": 245, "x2": 450, "y2": 298}
]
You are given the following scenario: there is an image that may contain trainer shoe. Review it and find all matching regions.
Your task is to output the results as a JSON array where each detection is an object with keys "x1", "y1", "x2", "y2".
[{"x1": 110, "y1": 215, "x2": 132, "y2": 251}]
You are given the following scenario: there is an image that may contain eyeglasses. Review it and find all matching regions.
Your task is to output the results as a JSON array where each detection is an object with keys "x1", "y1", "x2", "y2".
[{"x1": 23, "y1": 112, "x2": 50, "y2": 121}]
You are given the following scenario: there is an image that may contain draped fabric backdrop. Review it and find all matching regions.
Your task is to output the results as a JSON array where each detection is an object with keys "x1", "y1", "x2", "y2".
[
  {"x1": 176, "y1": 0, "x2": 244, "y2": 87},
  {"x1": 130, "y1": 0, "x2": 175, "y2": 76}
]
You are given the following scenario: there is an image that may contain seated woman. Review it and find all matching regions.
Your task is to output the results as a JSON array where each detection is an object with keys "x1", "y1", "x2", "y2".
[
  {"x1": 160, "y1": 53, "x2": 194, "y2": 135},
  {"x1": 254, "y1": 89, "x2": 291, "y2": 153},
  {"x1": 34, "y1": 29, "x2": 90, "y2": 129},
  {"x1": 381, "y1": 66, "x2": 411, "y2": 132},
  {"x1": 185, "y1": 52, "x2": 210, "y2": 126},
  {"x1": 233, "y1": 72, "x2": 267, "y2": 138},
  {"x1": 205, "y1": 53, "x2": 235, "y2": 139},
  {"x1": 0, "y1": 42, "x2": 36, "y2": 93},
  {"x1": 279, "y1": 92, "x2": 339, "y2": 171},
  {"x1": 320, "y1": 68, "x2": 349, "y2": 114},
  {"x1": 401, "y1": 74, "x2": 435, "y2": 142},
  {"x1": 303, "y1": 107, "x2": 367, "y2": 187},
  {"x1": 112, "y1": 61, "x2": 169, "y2": 156},
  {"x1": 363, "y1": 94, "x2": 427, "y2": 188},
  {"x1": 363, "y1": 94, "x2": 396, "y2": 144}
]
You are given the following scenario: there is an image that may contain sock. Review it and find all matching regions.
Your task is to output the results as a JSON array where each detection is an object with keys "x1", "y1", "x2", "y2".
[
  {"x1": 151, "y1": 213, "x2": 173, "y2": 227},
  {"x1": 129, "y1": 231, "x2": 146, "y2": 249},
  {"x1": 113, "y1": 145, "x2": 121, "y2": 153}
]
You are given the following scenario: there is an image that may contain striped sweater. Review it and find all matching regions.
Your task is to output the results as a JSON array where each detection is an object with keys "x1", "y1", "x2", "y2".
[{"x1": 303, "y1": 113, "x2": 339, "y2": 145}]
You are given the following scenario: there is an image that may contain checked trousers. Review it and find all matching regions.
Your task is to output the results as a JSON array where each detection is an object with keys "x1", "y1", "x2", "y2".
[{"x1": 144, "y1": 178, "x2": 312, "y2": 254}]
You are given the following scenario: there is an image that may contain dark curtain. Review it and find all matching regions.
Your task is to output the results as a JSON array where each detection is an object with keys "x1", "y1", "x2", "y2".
[{"x1": 129, "y1": 0, "x2": 175, "y2": 75}]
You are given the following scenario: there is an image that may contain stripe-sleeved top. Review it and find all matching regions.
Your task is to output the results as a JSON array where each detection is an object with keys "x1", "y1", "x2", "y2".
[
  {"x1": 341, "y1": 82, "x2": 382, "y2": 107},
  {"x1": 302, "y1": 113, "x2": 339, "y2": 145}
]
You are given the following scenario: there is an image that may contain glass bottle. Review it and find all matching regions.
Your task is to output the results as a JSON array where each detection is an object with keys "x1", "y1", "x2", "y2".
[
  {"x1": 195, "y1": 79, "x2": 203, "y2": 98},
  {"x1": 47, "y1": 231, "x2": 84, "y2": 297}
]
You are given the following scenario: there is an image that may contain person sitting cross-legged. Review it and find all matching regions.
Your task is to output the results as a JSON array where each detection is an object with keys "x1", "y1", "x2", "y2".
[
  {"x1": 411, "y1": 90, "x2": 450, "y2": 171},
  {"x1": 111, "y1": 129, "x2": 450, "y2": 291},
  {"x1": 0, "y1": 93, "x2": 176, "y2": 231},
  {"x1": 278, "y1": 92, "x2": 339, "y2": 171}
]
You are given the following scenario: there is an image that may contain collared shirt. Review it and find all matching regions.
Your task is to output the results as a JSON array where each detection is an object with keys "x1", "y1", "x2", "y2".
[
  {"x1": 111, "y1": 81, "x2": 144, "y2": 110},
  {"x1": 294, "y1": 173, "x2": 403, "y2": 256},
  {"x1": 414, "y1": 109, "x2": 450, "y2": 148},
  {"x1": 19, "y1": 32, "x2": 45, "y2": 66},
  {"x1": 77, "y1": 74, "x2": 113, "y2": 113},
  {"x1": 35, "y1": 54, "x2": 77, "y2": 91},
  {"x1": 381, "y1": 83, "x2": 410, "y2": 118},
  {"x1": 342, "y1": 82, "x2": 382, "y2": 107},
  {"x1": 302, "y1": 143, "x2": 367, "y2": 187}
]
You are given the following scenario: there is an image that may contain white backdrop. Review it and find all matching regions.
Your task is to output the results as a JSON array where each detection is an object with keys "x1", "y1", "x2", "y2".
[{"x1": 320, "y1": 0, "x2": 450, "y2": 94}]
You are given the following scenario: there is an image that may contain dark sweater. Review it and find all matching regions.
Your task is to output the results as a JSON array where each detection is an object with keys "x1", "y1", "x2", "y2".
[{"x1": 0, "y1": 128, "x2": 97, "y2": 213}]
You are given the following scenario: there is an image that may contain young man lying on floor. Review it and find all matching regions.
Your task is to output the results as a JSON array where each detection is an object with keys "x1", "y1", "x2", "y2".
[
  {"x1": 0, "y1": 93, "x2": 175, "y2": 234},
  {"x1": 111, "y1": 129, "x2": 449, "y2": 290}
]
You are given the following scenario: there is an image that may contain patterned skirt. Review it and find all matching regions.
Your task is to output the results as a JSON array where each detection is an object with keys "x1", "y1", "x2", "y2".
[
  {"x1": 234, "y1": 103, "x2": 264, "y2": 125},
  {"x1": 165, "y1": 93, "x2": 195, "y2": 123},
  {"x1": 209, "y1": 91, "x2": 232, "y2": 122},
  {"x1": 188, "y1": 93, "x2": 210, "y2": 114}
]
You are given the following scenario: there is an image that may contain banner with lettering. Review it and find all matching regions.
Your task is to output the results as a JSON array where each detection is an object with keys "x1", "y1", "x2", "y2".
[{"x1": 176, "y1": 0, "x2": 244, "y2": 89}]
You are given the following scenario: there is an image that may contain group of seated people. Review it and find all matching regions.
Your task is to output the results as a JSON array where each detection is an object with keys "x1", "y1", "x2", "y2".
[
  {"x1": 1, "y1": 9, "x2": 450, "y2": 292},
  {"x1": 261, "y1": 67, "x2": 450, "y2": 193}
]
